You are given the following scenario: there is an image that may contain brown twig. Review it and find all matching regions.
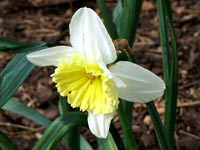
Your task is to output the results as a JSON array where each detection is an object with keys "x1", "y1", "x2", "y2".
[
  {"x1": 179, "y1": 130, "x2": 200, "y2": 140},
  {"x1": 0, "y1": 122, "x2": 41, "y2": 132},
  {"x1": 177, "y1": 101, "x2": 200, "y2": 107},
  {"x1": 179, "y1": 80, "x2": 200, "y2": 90}
]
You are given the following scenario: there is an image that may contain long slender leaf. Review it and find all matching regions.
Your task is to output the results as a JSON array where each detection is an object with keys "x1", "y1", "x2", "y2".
[
  {"x1": 119, "y1": 0, "x2": 143, "y2": 47},
  {"x1": 0, "y1": 131, "x2": 18, "y2": 150},
  {"x1": 0, "y1": 42, "x2": 47, "y2": 108},
  {"x1": 0, "y1": 37, "x2": 23, "y2": 49},
  {"x1": 146, "y1": 102, "x2": 171, "y2": 150},
  {"x1": 2, "y1": 99, "x2": 51, "y2": 127},
  {"x1": 159, "y1": 0, "x2": 178, "y2": 147},
  {"x1": 3, "y1": 99, "x2": 93, "y2": 150},
  {"x1": 33, "y1": 113, "x2": 87, "y2": 150},
  {"x1": 113, "y1": 0, "x2": 123, "y2": 33},
  {"x1": 4, "y1": 99, "x2": 89, "y2": 149},
  {"x1": 156, "y1": 2, "x2": 172, "y2": 146},
  {"x1": 156, "y1": 0, "x2": 170, "y2": 83},
  {"x1": 156, "y1": 0, "x2": 178, "y2": 147},
  {"x1": 0, "y1": 37, "x2": 47, "y2": 53},
  {"x1": 96, "y1": 0, "x2": 118, "y2": 40},
  {"x1": 0, "y1": 41, "x2": 47, "y2": 53}
]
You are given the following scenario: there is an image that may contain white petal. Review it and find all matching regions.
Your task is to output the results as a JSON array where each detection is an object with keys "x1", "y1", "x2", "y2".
[
  {"x1": 69, "y1": 7, "x2": 117, "y2": 64},
  {"x1": 111, "y1": 74, "x2": 127, "y2": 88},
  {"x1": 87, "y1": 112, "x2": 114, "y2": 138},
  {"x1": 27, "y1": 46, "x2": 77, "y2": 67},
  {"x1": 109, "y1": 61, "x2": 165, "y2": 103}
]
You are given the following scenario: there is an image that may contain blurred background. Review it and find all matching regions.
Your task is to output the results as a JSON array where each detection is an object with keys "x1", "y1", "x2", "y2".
[{"x1": 0, "y1": 0, "x2": 199, "y2": 149}]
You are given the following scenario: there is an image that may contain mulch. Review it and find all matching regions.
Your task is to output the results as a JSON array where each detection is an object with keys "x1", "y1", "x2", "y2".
[{"x1": 0, "y1": 0, "x2": 200, "y2": 149}]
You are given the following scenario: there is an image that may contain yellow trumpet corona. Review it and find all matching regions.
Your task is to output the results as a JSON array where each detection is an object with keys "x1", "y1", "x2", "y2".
[{"x1": 51, "y1": 55, "x2": 119, "y2": 114}]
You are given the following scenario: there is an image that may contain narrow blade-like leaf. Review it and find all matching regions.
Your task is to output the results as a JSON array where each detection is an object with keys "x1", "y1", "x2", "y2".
[
  {"x1": 3, "y1": 99, "x2": 93, "y2": 150},
  {"x1": 113, "y1": 0, "x2": 123, "y2": 33},
  {"x1": 2, "y1": 99, "x2": 51, "y2": 127},
  {"x1": 0, "y1": 37, "x2": 47, "y2": 53},
  {"x1": 0, "y1": 42, "x2": 47, "y2": 108},
  {"x1": 96, "y1": 0, "x2": 118, "y2": 40},
  {"x1": 0, "y1": 37, "x2": 23, "y2": 49},
  {"x1": 33, "y1": 113, "x2": 87, "y2": 150},
  {"x1": 0, "y1": 131, "x2": 18, "y2": 150},
  {"x1": 157, "y1": 0, "x2": 178, "y2": 147},
  {"x1": 146, "y1": 102, "x2": 171, "y2": 150},
  {"x1": 119, "y1": 0, "x2": 143, "y2": 46}
]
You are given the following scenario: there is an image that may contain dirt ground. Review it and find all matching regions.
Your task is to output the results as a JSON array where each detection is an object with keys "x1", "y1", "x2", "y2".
[{"x1": 0, "y1": 0, "x2": 200, "y2": 149}]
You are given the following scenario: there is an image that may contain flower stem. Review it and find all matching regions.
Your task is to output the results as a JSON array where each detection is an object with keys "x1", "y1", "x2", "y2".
[
  {"x1": 59, "y1": 96, "x2": 80, "y2": 150},
  {"x1": 117, "y1": 100, "x2": 138, "y2": 150},
  {"x1": 110, "y1": 123, "x2": 126, "y2": 150}
]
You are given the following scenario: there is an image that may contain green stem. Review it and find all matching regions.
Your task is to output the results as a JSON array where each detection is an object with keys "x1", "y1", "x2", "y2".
[
  {"x1": 117, "y1": 100, "x2": 138, "y2": 150},
  {"x1": 59, "y1": 96, "x2": 80, "y2": 150},
  {"x1": 116, "y1": 1, "x2": 144, "y2": 148},
  {"x1": 110, "y1": 123, "x2": 126, "y2": 150},
  {"x1": 58, "y1": 96, "x2": 72, "y2": 113}
]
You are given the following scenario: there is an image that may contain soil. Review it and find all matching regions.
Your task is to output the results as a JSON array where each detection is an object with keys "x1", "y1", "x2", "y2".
[{"x1": 0, "y1": 0, "x2": 200, "y2": 149}]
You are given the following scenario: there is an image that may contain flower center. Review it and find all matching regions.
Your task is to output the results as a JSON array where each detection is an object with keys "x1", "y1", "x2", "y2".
[{"x1": 51, "y1": 56, "x2": 119, "y2": 114}]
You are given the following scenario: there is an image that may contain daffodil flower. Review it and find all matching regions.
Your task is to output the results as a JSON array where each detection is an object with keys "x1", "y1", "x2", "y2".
[{"x1": 27, "y1": 7, "x2": 165, "y2": 138}]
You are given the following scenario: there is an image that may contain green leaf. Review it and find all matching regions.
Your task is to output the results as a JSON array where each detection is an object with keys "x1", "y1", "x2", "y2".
[
  {"x1": 0, "y1": 42, "x2": 47, "y2": 108},
  {"x1": 0, "y1": 131, "x2": 18, "y2": 150},
  {"x1": 113, "y1": 0, "x2": 123, "y2": 33},
  {"x1": 119, "y1": 0, "x2": 143, "y2": 46},
  {"x1": 33, "y1": 113, "x2": 87, "y2": 150},
  {"x1": 2, "y1": 99, "x2": 51, "y2": 127},
  {"x1": 146, "y1": 102, "x2": 171, "y2": 150},
  {"x1": 80, "y1": 136, "x2": 93, "y2": 150},
  {"x1": 97, "y1": 133, "x2": 118, "y2": 150},
  {"x1": 0, "y1": 40, "x2": 47, "y2": 53},
  {"x1": 3, "y1": 99, "x2": 93, "y2": 150},
  {"x1": 0, "y1": 37, "x2": 23, "y2": 49},
  {"x1": 156, "y1": 0, "x2": 170, "y2": 83},
  {"x1": 96, "y1": 0, "x2": 118, "y2": 39},
  {"x1": 156, "y1": 0, "x2": 178, "y2": 147}
]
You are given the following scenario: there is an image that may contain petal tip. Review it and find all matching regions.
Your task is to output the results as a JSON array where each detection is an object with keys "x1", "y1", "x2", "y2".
[{"x1": 87, "y1": 113, "x2": 114, "y2": 138}]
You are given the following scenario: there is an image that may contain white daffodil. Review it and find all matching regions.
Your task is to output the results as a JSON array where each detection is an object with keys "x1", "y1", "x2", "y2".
[{"x1": 27, "y1": 7, "x2": 165, "y2": 138}]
